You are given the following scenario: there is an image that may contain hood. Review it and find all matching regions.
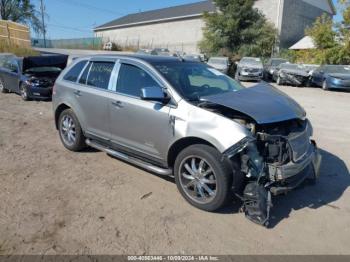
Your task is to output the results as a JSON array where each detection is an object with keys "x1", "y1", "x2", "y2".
[
  {"x1": 22, "y1": 55, "x2": 68, "y2": 72},
  {"x1": 328, "y1": 73, "x2": 350, "y2": 80},
  {"x1": 240, "y1": 64, "x2": 263, "y2": 70},
  {"x1": 201, "y1": 83, "x2": 306, "y2": 124},
  {"x1": 280, "y1": 69, "x2": 308, "y2": 77}
]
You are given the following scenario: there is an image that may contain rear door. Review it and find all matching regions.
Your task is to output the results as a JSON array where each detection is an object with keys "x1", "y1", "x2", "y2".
[{"x1": 74, "y1": 59, "x2": 116, "y2": 141}]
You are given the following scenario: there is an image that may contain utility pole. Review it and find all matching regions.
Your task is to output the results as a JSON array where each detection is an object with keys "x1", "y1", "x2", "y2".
[{"x1": 40, "y1": 0, "x2": 46, "y2": 48}]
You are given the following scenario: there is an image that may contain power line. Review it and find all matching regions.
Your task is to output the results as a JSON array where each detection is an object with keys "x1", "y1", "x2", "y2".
[
  {"x1": 52, "y1": 0, "x2": 125, "y2": 16},
  {"x1": 47, "y1": 23, "x2": 92, "y2": 33}
]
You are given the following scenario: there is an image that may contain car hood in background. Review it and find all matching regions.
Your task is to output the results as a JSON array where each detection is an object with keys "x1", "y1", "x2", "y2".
[
  {"x1": 22, "y1": 55, "x2": 68, "y2": 72},
  {"x1": 201, "y1": 83, "x2": 306, "y2": 124},
  {"x1": 280, "y1": 69, "x2": 308, "y2": 77},
  {"x1": 208, "y1": 63, "x2": 228, "y2": 70},
  {"x1": 328, "y1": 73, "x2": 350, "y2": 80}
]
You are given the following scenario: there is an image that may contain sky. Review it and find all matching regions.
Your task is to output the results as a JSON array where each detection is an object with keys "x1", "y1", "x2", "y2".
[{"x1": 32, "y1": 0, "x2": 342, "y2": 40}]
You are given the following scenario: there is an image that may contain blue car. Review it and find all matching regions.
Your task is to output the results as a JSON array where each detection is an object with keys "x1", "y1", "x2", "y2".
[
  {"x1": 311, "y1": 65, "x2": 350, "y2": 91},
  {"x1": 0, "y1": 54, "x2": 68, "y2": 100}
]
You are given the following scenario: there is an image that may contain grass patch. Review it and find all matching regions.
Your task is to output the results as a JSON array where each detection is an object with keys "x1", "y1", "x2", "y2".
[{"x1": 0, "y1": 41, "x2": 39, "y2": 56}]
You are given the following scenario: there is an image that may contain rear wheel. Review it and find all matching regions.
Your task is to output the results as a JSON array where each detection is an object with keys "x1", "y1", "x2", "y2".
[
  {"x1": 276, "y1": 76, "x2": 282, "y2": 86},
  {"x1": 58, "y1": 109, "x2": 86, "y2": 152},
  {"x1": 174, "y1": 144, "x2": 235, "y2": 212},
  {"x1": 0, "y1": 78, "x2": 9, "y2": 93},
  {"x1": 322, "y1": 80, "x2": 329, "y2": 91}
]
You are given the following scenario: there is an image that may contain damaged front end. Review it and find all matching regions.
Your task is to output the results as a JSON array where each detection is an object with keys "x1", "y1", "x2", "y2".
[{"x1": 224, "y1": 118, "x2": 321, "y2": 226}]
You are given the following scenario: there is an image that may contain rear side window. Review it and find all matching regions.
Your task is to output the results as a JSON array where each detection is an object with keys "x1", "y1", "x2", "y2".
[
  {"x1": 63, "y1": 60, "x2": 87, "y2": 82},
  {"x1": 116, "y1": 63, "x2": 161, "y2": 97},
  {"x1": 86, "y1": 62, "x2": 114, "y2": 90}
]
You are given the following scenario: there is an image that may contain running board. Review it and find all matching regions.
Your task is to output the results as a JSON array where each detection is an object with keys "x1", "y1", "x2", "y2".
[{"x1": 85, "y1": 139, "x2": 173, "y2": 176}]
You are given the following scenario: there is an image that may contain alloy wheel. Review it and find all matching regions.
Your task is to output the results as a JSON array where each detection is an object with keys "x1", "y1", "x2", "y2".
[
  {"x1": 20, "y1": 85, "x2": 28, "y2": 100},
  {"x1": 60, "y1": 115, "x2": 77, "y2": 146},
  {"x1": 178, "y1": 156, "x2": 217, "y2": 204}
]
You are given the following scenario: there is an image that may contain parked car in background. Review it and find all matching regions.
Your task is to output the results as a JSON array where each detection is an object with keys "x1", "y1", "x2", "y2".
[
  {"x1": 273, "y1": 63, "x2": 309, "y2": 87},
  {"x1": 235, "y1": 57, "x2": 263, "y2": 81},
  {"x1": 136, "y1": 49, "x2": 155, "y2": 55},
  {"x1": 183, "y1": 54, "x2": 203, "y2": 62},
  {"x1": 103, "y1": 42, "x2": 113, "y2": 51},
  {"x1": 311, "y1": 65, "x2": 350, "y2": 91},
  {"x1": 53, "y1": 55, "x2": 321, "y2": 226},
  {"x1": 207, "y1": 57, "x2": 230, "y2": 74},
  {"x1": 151, "y1": 48, "x2": 172, "y2": 56},
  {"x1": 264, "y1": 58, "x2": 288, "y2": 80},
  {"x1": 0, "y1": 54, "x2": 68, "y2": 100}
]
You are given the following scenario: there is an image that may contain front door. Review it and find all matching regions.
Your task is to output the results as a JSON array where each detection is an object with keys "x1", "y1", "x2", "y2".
[{"x1": 108, "y1": 61, "x2": 172, "y2": 163}]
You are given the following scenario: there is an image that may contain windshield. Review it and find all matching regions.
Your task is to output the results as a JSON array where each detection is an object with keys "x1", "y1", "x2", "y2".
[
  {"x1": 152, "y1": 61, "x2": 244, "y2": 101},
  {"x1": 240, "y1": 58, "x2": 262, "y2": 66},
  {"x1": 323, "y1": 65, "x2": 350, "y2": 74},
  {"x1": 271, "y1": 59, "x2": 287, "y2": 66},
  {"x1": 280, "y1": 64, "x2": 305, "y2": 70},
  {"x1": 208, "y1": 58, "x2": 227, "y2": 65},
  {"x1": 25, "y1": 67, "x2": 62, "y2": 73}
]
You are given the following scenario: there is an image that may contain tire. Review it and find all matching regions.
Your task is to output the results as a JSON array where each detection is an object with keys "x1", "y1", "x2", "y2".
[
  {"x1": 0, "y1": 78, "x2": 9, "y2": 93},
  {"x1": 19, "y1": 83, "x2": 30, "y2": 101},
  {"x1": 174, "y1": 144, "x2": 236, "y2": 212},
  {"x1": 276, "y1": 76, "x2": 282, "y2": 86},
  {"x1": 322, "y1": 80, "x2": 328, "y2": 91},
  {"x1": 58, "y1": 109, "x2": 86, "y2": 152}
]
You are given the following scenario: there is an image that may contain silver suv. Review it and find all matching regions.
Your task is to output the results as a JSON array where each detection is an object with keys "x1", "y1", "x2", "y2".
[{"x1": 53, "y1": 55, "x2": 321, "y2": 226}]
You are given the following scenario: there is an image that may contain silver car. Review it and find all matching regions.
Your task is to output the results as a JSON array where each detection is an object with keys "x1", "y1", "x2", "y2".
[
  {"x1": 53, "y1": 55, "x2": 321, "y2": 226},
  {"x1": 207, "y1": 57, "x2": 230, "y2": 74}
]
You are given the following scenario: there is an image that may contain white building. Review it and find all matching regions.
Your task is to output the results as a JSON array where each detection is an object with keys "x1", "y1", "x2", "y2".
[{"x1": 94, "y1": 0, "x2": 336, "y2": 53}]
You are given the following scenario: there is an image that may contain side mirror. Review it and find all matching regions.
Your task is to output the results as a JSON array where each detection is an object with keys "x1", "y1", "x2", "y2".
[
  {"x1": 235, "y1": 61, "x2": 239, "y2": 65},
  {"x1": 141, "y1": 87, "x2": 169, "y2": 103}
]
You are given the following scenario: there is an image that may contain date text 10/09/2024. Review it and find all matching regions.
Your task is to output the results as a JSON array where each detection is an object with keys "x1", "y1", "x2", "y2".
[{"x1": 127, "y1": 256, "x2": 219, "y2": 261}]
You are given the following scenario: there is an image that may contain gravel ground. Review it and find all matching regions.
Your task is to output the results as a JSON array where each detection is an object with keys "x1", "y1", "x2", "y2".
[{"x1": 0, "y1": 83, "x2": 349, "y2": 255}]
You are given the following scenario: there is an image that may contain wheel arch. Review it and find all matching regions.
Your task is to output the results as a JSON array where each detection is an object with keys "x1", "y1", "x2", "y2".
[
  {"x1": 55, "y1": 103, "x2": 71, "y2": 129},
  {"x1": 167, "y1": 137, "x2": 218, "y2": 168}
]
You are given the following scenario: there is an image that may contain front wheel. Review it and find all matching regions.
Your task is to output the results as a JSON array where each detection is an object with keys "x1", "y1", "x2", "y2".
[
  {"x1": 19, "y1": 84, "x2": 30, "y2": 101},
  {"x1": 276, "y1": 76, "x2": 282, "y2": 86},
  {"x1": 174, "y1": 144, "x2": 235, "y2": 212},
  {"x1": 58, "y1": 109, "x2": 86, "y2": 152}
]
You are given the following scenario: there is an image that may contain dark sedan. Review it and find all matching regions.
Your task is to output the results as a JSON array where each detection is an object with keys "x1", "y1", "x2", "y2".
[
  {"x1": 0, "y1": 54, "x2": 68, "y2": 100},
  {"x1": 311, "y1": 65, "x2": 350, "y2": 91},
  {"x1": 273, "y1": 63, "x2": 309, "y2": 86},
  {"x1": 263, "y1": 58, "x2": 288, "y2": 81}
]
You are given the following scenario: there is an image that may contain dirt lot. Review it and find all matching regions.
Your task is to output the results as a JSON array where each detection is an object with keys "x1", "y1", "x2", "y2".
[{"x1": 0, "y1": 84, "x2": 349, "y2": 255}]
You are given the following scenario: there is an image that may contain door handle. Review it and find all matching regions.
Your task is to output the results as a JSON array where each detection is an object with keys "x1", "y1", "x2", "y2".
[
  {"x1": 74, "y1": 90, "x2": 82, "y2": 97},
  {"x1": 111, "y1": 100, "x2": 123, "y2": 108}
]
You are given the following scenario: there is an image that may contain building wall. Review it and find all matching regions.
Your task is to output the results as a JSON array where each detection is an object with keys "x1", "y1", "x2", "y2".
[
  {"x1": 95, "y1": 17, "x2": 205, "y2": 53},
  {"x1": 280, "y1": 0, "x2": 331, "y2": 48},
  {"x1": 254, "y1": 0, "x2": 281, "y2": 29}
]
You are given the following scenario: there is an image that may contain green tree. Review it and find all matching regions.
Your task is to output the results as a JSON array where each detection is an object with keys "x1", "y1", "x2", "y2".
[
  {"x1": 199, "y1": 0, "x2": 276, "y2": 58},
  {"x1": 0, "y1": 0, "x2": 44, "y2": 33}
]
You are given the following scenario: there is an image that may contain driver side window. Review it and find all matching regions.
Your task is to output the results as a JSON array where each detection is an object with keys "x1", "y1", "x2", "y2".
[{"x1": 116, "y1": 63, "x2": 162, "y2": 97}]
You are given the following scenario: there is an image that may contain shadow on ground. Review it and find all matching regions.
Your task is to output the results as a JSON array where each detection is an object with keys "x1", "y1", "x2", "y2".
[
  {"x1": 106, "y1": 148, "x2": 349, "y2": 228},
  {"x1": 268, "y1": 148, "x2": 350, "y2": 227}
]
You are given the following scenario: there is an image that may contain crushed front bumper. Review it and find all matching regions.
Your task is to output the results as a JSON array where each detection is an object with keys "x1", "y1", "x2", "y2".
[{"x1": 268, "y1": 141, "x2": 321, "y2": 195}]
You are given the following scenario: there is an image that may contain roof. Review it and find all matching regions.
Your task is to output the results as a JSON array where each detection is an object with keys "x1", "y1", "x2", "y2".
[
  {"x1": 94, "y1": 0, "x2": 216, "y2": 31},
  {"x1": 289, "y1": 36, "x2": 316, "y2": 50}
]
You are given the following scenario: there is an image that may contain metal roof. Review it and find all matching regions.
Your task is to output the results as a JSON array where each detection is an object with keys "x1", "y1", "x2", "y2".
[{"x1": 94, "y1": 0, "x2": 216, "y2": 31}]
